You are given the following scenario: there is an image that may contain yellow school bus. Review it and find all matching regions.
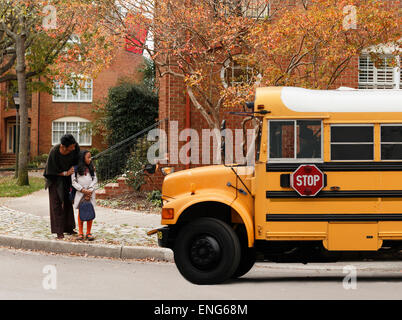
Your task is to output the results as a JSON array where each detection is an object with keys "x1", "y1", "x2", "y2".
[{"x1": 151, "y1": 86, "x2": 402, "y2": 285}]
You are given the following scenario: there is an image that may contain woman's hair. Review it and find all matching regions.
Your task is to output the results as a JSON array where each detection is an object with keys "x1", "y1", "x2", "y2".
[
  {"x1": 77, "y1": 150, "x2": 95, "y2": 177},
  {"x1": 60, "y1": 134, "x2": 77, "y2": 147}
]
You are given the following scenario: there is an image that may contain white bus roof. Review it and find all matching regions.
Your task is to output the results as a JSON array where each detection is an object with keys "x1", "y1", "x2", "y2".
[{"x1": 279, "y1": 87, "x2": 402, "y2": 113}]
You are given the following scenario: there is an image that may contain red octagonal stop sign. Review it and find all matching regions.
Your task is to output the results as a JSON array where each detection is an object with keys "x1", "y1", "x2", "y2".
[{"x1": 291, "y1": 165, "x2": 324, "y2": 197}]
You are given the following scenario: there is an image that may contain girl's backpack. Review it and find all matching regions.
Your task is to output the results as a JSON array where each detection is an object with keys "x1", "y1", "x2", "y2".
[{"x1": 78, "y1": 199, "x2": 96, "y2": 221}]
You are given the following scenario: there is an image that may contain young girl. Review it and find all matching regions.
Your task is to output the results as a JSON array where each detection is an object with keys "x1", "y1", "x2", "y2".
[{"x1": 71, "y1": 150, "x2": 97, "y2": 241}]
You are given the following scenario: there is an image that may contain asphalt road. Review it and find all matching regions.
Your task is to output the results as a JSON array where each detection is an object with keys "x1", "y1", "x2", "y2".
[{"x1": 1, "y1": 247, "x2": 402, "y2": 300}]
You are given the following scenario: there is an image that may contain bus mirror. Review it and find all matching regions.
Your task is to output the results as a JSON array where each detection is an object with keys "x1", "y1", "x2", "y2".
[
  {"x1": 144, "y1": 164, "x2": 156, "y2": 174},
  {"x1": 245, "y1": 102, "x2": 254, "y2": 110}
]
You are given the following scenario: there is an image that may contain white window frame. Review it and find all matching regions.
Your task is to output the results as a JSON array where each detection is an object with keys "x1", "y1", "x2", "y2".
[
  {"x1": 221, "y1": 58, "x2": 262, "y2": 88},
  {"x1": 52, "y1": 117, "x2": 92, "y2": 146},
  {"x1": 217, "y1": 0, "x2": 270, "y2": 18},
  {"x1": 242, "y1": 0, "x2": 270, "y2": 19},
  {"x1": 358, "y1": 54, "x2": 401, "y2": 90},
  {"x1": 64, "y1": 34, "x2": 82, "y2": 62},
  {"x1": 267, "y1": 119, "x2": 324, "y2": 163},
  {"x1": 380, "y1": 124, "x2": 402, "y2": 161},
  {"x1": 52, "y1": 78, "x2": 93, "y2": 103},
  {"x1": 330, "y1": 124, "x2": 374, "y2": 161}
]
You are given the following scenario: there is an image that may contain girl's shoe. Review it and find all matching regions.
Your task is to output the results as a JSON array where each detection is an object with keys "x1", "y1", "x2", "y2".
[
  {"x1": 77, "y1": 234, "x2": 84, "y2": 241},
  {"x1": 86, "y1": 234, "x2": 95, "y2": 241}
]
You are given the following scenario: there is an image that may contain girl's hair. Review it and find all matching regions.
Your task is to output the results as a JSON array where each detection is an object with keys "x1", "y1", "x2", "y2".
[{"x1": 77, "y1": 150, "x2": 95, "y2": 177}]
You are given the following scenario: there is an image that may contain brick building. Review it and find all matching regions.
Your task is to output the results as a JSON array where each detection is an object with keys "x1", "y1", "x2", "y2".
[
  {"x1": 157, "y1": 0, "x2": 401, "y2": 173},
  {"x1": 0, "y1": 48, "x2": 145, "y2": 166}
]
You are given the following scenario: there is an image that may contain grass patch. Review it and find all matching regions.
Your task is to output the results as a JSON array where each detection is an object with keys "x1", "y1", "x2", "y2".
[{"x1": 0, "y1": 176, "x2": 45, "y2": 197}]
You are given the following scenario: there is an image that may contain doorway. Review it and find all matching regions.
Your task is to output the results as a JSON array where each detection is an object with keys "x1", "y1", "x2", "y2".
[
  {"x1": 6, "y1": 122, "x2": 16, "y2": 154},
  {"x1": 6, "y1": 122, "x2": 31, "y2": 154}
]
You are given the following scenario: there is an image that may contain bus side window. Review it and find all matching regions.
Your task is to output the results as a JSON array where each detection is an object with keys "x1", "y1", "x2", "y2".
[
  {"x1": 297, "y1": 120, "x2": 322, "y2": 159},
  {"x1": 381, "y1": 125, "x2": 402, "y2": 160},
  {"x1": 269, "y1": 120, "x2": 322, "y2": 161},
  {"x1": 269, "y1": 121, "x2": 295, "y2": 159}
]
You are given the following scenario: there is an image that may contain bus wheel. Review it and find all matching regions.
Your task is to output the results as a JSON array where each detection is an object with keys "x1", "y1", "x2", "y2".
[
  {"x1": 232, "y1": 226, "x2": 256, "y2": 279},
  {"x1": 173, "y1": 218, "x2": 241, "y2": 285}
]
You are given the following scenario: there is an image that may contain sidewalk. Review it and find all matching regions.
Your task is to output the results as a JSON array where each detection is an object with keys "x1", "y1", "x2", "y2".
[{"x1": 0, "y1": 183, "x2": 172, "y2": 261}]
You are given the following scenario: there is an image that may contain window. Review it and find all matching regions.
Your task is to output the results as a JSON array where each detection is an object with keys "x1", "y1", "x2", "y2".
[
  {"x1": 330, "y1": 125, "x2": 374, "y2": 161},
  {"x1": 52, "y1": 118, "x2": 92, "y2": 146},
  {"x1": 242, "y1": 0, "x2": 270, "y2": 19},
  {"x1": 359, "y1": 55, "x2": 401, "y2": 89},
  {"x1": 381, "y1": 125, "x2": 402, "y2": 160},
  {"x1": 53, "y1": 78, "x2": 93, "y2": 102},
  {"x1": 214, "y1": 0, "x2": 270, "y2": 18},
  {"x1": 221, "y1": 58, "x2": 261, "y2": 88},
  {"x1": 64, "y1": 34, "x2": 82, "y2": 62},
  {"x1": 269, "y1": 120, "x2": 322, "y2": 161}
]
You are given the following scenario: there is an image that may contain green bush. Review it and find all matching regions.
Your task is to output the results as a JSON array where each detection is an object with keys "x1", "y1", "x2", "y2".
[
  {"x1": 29, "y1": 154, "x2": 49, "y2": 168},
  {"x1": 94, "y1": 80, "x2": 158, "y2": 182},
  {"x1": 105, "y1": 81, "x2": 158, "y2": 146},
  {"x1": 125, "y1": 137, "x2": 153, "y2": 190},
  {"x1": 89, "y1": 147, "x2": 100, "y2": 157},
  {"x1": 147, "y1": 190, "x2": 162, "y2": 208}
]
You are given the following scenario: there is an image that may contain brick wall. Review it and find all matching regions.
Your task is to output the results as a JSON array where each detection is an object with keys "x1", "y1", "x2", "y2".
[{"x1": 0, "y1": 48, "x2": 145, "y2": 158}]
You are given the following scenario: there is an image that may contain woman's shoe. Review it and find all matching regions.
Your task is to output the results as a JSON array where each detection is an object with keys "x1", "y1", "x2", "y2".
[
  {"x1": 56, "y1": 233, "x2": 64, "y2": 240},
  {"x1": 86, "y1": 234, "x2": 95, "y2": 241}
]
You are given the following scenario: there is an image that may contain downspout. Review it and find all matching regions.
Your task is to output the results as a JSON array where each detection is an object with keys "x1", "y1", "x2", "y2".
[
  {"x1": 37, "y1": 88, "x2": 40, "y2": 156},
  {"x1": 185, "y1": 89, "x2": 190, "y2": 170},
  {"x1": 185, "y1": 0, "x2": 191, "y2": 170}
]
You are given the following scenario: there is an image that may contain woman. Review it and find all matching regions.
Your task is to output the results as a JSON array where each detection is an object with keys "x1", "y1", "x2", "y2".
[
  {"x1": 44, "y1": 134, "x2": 80, "y2": 239},
  {"x1": 71, "y1": 150, "x2": 97, "y2": 241}
]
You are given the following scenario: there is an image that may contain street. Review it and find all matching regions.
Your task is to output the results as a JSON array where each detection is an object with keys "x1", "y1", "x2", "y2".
[{"x1": 1, "y1": 247, "x2": 402, "y2": 300}]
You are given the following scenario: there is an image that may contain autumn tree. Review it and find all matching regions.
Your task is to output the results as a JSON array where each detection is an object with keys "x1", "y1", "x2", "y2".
[
  {"x1": 240, "y1": 0, "x2": 402, "y2": 100},
  {"x1": 0, "y1": 0, "x2": 120, "y2": 185},
  {"x1": 97, "y1": 0, "x2": 271, "y2": 136},
  {"x1": 102, "y1": 0, "x2": 401, "y2": 116}
]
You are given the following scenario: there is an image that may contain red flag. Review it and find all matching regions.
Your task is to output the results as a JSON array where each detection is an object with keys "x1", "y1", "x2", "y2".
[{"x1": 125, "y1": 18, "x2": 148, "y2": 55}]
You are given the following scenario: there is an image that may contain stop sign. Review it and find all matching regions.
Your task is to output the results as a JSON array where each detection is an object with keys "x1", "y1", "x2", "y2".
[{"x1": 290, "y1": 165, "x2": 324, "y2": 197}]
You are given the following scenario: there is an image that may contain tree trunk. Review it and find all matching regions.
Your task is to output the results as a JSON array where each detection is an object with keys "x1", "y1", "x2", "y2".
[{"x1": 15, "y1": 35, "x2": 29, "y2": 186}]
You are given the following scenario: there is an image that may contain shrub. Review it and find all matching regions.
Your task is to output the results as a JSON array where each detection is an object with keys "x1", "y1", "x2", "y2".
[
  {"x1": 93, "y1": 80, "x2": 158, "y2": 182},
  {"x1": 125, "y1": 137, "x2": 153, "y2": 190},
  {"x1": 104, "y1": 81, "x2": 158, "y2": 146},
  {"x1": 147, "y1": 190, "x2": 162, "y2": 208},
  {"x1": 29, "y1": 154, "x2": 49, "y2": 168},
  {"x1": 89, "y1": 147, "x2": 100, "y2": 157}
]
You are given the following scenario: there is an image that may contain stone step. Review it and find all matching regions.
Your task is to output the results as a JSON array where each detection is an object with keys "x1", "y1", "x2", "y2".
[
  {"x1": 117, "y1": 178, "x2": 134, "y2": 192},
  {"x1": 95, "y1": 189, "x2": 107, "y2": 200}
]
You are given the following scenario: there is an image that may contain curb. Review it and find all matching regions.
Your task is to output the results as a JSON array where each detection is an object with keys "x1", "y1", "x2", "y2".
[{"x1": 0, "y1": 234, "x2": 173, "y2": 262}]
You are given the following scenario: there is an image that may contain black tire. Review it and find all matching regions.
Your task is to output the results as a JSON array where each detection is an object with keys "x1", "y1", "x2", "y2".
[
  {"x1": 173, "y1": 218, "x2": 241, "y2": 285},
  {"x1": 232, "y1": 226, "x2": 256, "y2": 279}
]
